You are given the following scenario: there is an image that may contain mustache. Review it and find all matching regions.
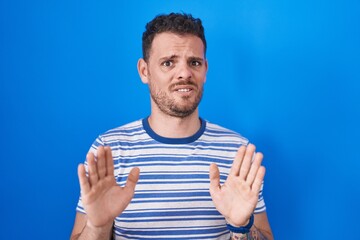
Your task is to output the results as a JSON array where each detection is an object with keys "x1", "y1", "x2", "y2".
[{"x1": 169, "y1": 80, "x2": 198, "y2": 90}]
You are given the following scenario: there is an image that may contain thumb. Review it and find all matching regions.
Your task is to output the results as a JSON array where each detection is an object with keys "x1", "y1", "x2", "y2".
[
  {"x1": 209, "y1": 163, "x2": 221, "y2": 194},
  {"x1": 125, "y1": 167, "x2": 140, "y2": 190}
]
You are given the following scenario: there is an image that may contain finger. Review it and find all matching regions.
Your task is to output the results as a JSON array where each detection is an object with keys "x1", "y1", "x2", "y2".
[
  {"x1": 87, "y1": 152, "x2": 99, "y2": 186},
  {"x1": 125, "y1": 167, "x2": 140, "y2": 190},
  {"x1": 104, "y1": 146, "x2": 114, "y2": 177},
  {"x1": 246, "y1": 152, "x2": 263, "y2": 184},
  {"x1": 229, "y1": 145, "x2": 246, "y2": 176},
  {"x1": 78, "y1": 164, "x2": 90, "y2": 194},
  {"x1": 251, "y1": 166, "x2": 266, "y2": 195},
  {"x1": 209, "y1": 163, "x2": 221, "y2": 194},
  {"x1": 239, "y1": 144, "x2": 256, "y2": 180},
  {"x1": 97, "y1": 146, "x2": 106, "y2": 179}
]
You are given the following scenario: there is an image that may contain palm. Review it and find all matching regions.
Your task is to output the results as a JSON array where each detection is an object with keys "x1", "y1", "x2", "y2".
[
  {"x1": 210, "y1": 172, "x2": 259, "y2": 225},
  {"x1": 81, "y1": 174, "x2": 135, "y2": 226},
  {"x1": 78, "y1": 146, "x2": 140, "y2": 227},
  {"x1": 209, "y1": 144, "x2": 265, "y2": 226}
]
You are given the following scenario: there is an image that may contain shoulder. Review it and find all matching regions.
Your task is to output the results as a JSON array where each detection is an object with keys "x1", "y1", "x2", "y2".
[
  {"x1": 203, "y1": 119, "x2": 249, "y2": 146},
  {"x1": 103, "y1": 119, "x2": 143, "y2": 135},
  {"x1": 98, "y1": 119, "x2": 146, "y2": 143}
]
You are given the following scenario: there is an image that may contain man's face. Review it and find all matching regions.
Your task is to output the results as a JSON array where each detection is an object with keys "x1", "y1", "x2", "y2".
[{"x1": 140, "y1": 32, "x2": 208, "y2": 118}]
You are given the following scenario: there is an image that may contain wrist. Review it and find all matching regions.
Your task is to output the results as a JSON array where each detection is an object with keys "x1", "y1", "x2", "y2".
[
  {"x1": 226, "y1": 217, "x2": 250, "y2": 228},
  {"x1": 76, "y1": 221, "x2": 113, "y2": 240},
  {"x1": 86, "y1": 220, "x2": 113, "y2": 234},
  {"x1": 226, "y1": 214, "x2": 254, "y2": 234}
]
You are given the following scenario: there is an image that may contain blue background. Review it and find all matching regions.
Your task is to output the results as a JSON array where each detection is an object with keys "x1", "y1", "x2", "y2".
[{"x1": 1, "y1": 1, "x2": 359, "y2": 239}]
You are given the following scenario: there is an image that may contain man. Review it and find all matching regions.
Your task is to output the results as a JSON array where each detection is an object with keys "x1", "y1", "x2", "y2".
[{"x1": 71, "y1": 13, "x2": 273, "y2": 240}]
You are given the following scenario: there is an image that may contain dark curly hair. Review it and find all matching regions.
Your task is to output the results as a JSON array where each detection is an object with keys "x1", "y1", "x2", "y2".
[{"x1": 142, "y1": 13, "x2": 206, "y2": 61}]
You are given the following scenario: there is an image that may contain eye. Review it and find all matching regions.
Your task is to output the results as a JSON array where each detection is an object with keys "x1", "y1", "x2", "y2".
[
  {"x1": 162, "y1": 60, "x2": 173, "y2": 67},
  {"x1": 190, "y1": 60, "x2": 202, "y2": 67}
]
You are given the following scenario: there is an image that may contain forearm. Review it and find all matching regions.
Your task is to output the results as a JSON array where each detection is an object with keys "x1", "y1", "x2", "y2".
[
  {"x1": 231, "y1": 225, "x2": 273, "y2": 240},
  {"x1": 71, "y1": 222, "x2": 113, "y2": 240}
]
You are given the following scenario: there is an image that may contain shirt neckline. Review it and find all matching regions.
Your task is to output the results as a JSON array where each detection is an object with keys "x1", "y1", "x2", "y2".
[{"x1": 142, "y1": 116, "x2": 206, "y2": 144}]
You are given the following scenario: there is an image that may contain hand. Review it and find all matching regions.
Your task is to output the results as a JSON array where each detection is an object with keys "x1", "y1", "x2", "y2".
[
  {"x1": 209, "y1": 144, "x2": 265, "y2": 227},
  {"x1": 78, "y1": 146, "x2": 140, "y2": 228}
]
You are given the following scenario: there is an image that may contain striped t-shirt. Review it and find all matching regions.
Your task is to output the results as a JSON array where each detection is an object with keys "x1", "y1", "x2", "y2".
[{"x1": 76, "y1": 117, "x2": 266, "y2": 239}]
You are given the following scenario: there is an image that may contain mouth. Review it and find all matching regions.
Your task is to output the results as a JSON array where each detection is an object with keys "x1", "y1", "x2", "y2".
[
  {"x1": 171, "y1": 81, "x2": 197, "y2": 93},
  {"x1": 176, "y1": 88, "x2": 192, "y2": 92},
  {"x1": 172, "y1": 86, "x2": 195, "y2": 96}
]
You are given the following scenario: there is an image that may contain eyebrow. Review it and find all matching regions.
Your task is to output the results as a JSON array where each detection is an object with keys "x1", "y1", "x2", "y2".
[
  {"x1": 188, "y1": 56, "x2": 204, "y2": 62},
  {"x1": 159, "y1": 54, "x2": 204, "y2": 62},
  {"x1": 159, "y1": 54, "x2": 179, "y2": 62}
]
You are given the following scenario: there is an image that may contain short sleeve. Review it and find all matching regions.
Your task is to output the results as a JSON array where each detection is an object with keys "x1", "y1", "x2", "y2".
[{"x1": 75, "y1": 136, "x2": 105, "y2": 213}]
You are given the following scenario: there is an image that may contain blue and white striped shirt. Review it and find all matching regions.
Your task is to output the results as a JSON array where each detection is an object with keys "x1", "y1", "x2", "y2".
[{"x1": 77, "y1": 117, "x2": 266, "y2": 239}]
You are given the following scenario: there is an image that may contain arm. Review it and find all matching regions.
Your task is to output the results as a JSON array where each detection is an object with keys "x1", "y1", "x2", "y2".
[
  {"x1": 70, "y1": 146, "x2": 140, "y2": 240},
  {"x1": 70, "y1": 212, "x2": 113, "y2": 240},
  {"x1": 209, "y1": 144, "x2": 273, "y2": 240},
  {"x1": 231, "y1": 212, "x2": 273, "y2": 240}
]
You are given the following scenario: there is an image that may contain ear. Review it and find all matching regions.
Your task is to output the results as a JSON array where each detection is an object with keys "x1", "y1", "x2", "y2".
[
  {"x1": 203, "y1": 59, "x2": 208, "y2": 83},
  {"x1": 137, "y1": 58, "x2": 149, "y2": 84}
]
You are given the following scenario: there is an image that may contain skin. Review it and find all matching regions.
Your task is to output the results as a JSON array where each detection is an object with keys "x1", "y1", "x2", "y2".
[
  {"x1": 71, "y1": 32, "x2": 273, "y2": 240},
  {"x1": 138, "y1": 32, "x2": 208, "y2": 138},
  {"x1": 71, "y1": 147, "x2": 140, "y2": 240},
  {"x1": 210, "y1": 145, "x2": 273, "y2": 240}
]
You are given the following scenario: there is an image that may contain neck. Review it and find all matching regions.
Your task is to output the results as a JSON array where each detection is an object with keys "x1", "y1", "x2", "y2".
[{"x1": 148, "y1": 109, "x2": 201, "y2": 138}]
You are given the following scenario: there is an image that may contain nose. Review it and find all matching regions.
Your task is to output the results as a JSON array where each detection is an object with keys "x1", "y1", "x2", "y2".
[{"x1": 176, "y1": 62, "x2": 192, "y2": 80}]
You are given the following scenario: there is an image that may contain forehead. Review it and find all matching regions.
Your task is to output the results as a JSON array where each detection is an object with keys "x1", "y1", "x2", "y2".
[{"x1": 149, "y1": 32, "x2": 205, "y2": 59}]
